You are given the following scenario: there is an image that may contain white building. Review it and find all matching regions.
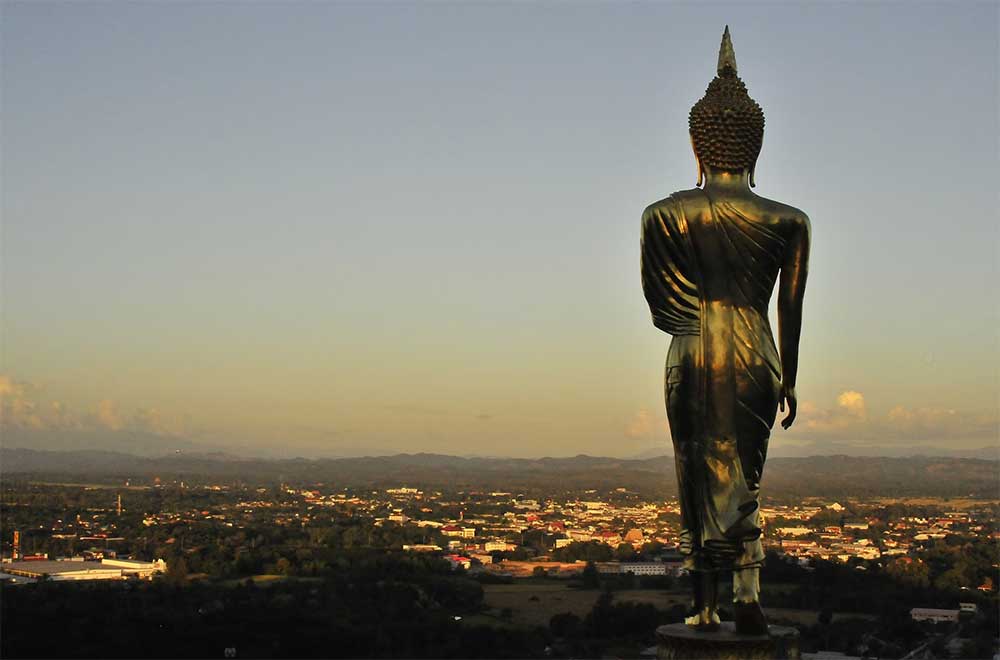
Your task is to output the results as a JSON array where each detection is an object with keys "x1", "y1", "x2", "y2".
[
  {"x1": 620, "y1": 562, "x2": 668, "y2": 576},
  {"x1": 777, "y1": 527, "x2": 813, "y2": 537},
  {"x1": 484, "y1": 540, "x2": 516, "y2": 552},
  {"x1": 0, "y1": 571, "x2": 37, "y2": 585},
  {"x1": 910, "y1": 608, "x2": 960, "y2": 623},
  {"x1": 802, "y1": 652, "x2": 860, "y2": 660},
  {"x1": 2, "y1": 557, "x2": 166, "y2": 581},
  {"x1": 441, "y1": 525, "x2": 476, "y2": 538},
  {"x1": 402, "y1": 544, "x2": 442, "y2": 552},
  {"x1": 595, "y1": 562, "x2": 668, "y2": 576},
  {"x1": 101, "y1": 558, "x2": 167, "y2": 578}
]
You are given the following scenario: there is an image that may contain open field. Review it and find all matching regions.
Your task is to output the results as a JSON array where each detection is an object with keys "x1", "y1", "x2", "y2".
[
  {"x1": 220, "y1": 574, "x2": 323, "y2": 587},
  {"x1": 763, "y1": 607, "x2": 877, "y2": 625},
  {"x1": 482, "y1": 583, "x2": 605, "y2": 628},
  {"x1": 481, "y1": 582, "x2": 875, "y2": 629}
]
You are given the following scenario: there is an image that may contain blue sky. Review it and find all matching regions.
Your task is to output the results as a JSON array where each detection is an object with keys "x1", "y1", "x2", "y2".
[{"x1": 2, "y1": 1, "x2": 997, "y2": 457}]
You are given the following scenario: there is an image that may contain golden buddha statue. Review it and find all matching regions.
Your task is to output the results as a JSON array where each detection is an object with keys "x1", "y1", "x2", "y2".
[{"x1": 640, "y1": 27, "x2": 811, "y2": 635}]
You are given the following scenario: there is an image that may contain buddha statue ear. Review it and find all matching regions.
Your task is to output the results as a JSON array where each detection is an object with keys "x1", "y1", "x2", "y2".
[
  {"x1": 691, "y1": 134, "x2": 705, "y2": 187},
  {"x1": 748, "y1": 136, "x2": 761, "y2": 187}
]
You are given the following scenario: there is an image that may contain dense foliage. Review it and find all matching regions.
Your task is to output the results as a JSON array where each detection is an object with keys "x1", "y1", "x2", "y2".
[{"x1": 2, "y1": 552, "x2": 546, "y2": 658}]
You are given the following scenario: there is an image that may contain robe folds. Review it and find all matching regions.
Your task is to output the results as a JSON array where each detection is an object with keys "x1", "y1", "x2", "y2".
[{"x1": 641, "y1": 188, "x2": 785, "y2": 573}]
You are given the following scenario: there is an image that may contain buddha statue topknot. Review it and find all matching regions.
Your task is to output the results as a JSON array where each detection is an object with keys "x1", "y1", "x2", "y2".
[{"x1": 640, "y1": 26, "x2": 811, "y2": 636}]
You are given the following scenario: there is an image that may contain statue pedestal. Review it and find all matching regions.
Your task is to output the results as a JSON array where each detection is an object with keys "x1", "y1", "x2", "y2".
[{"x1": 656, "y1": 622, "x2": 800, "y2": 660}]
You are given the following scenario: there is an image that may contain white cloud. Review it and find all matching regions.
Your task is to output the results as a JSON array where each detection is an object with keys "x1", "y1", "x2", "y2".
[
  {"x1": 887, "y1": 405, "x2": 955, "y2": 429},
  {"x1": 625, "y1": 407, "x2": 667, "y2": 439},
  {"x1": 885, "y1": 405, "x2": 996, "y2": 442},
  {"x1": 46, "y1": 400, "x2": 81, "y2": 430},
  {"x1": 130, "y1": 407, "x2": 185, "y2": 436},
  {"x1": 799, "y1": 390, "x2": 868, "y2": 432},
  {"x1": 790, "y1": 389, "x2": 997, "y2": 450},
  {"x1": 0, "y1": 373, "x2": 184, "y2": 438},
  {"x1": 96, "y1": 399, "x2": 124, "y2": 430},
  {"x1": 836, "y1": 390, "x2": 867, "y2": 420},
  {"x1": 0, "y1": 375, "x2": 44, "y2": 429}
]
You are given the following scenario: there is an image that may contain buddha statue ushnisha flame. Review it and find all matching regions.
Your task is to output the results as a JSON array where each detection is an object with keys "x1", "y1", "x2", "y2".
[{"x1": 640, "y1": 26, "x2": 811, "y2": 636}]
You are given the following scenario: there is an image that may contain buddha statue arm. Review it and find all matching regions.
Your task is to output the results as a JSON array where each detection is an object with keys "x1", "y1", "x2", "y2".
[{"x1": 777, "y1": 213, "x2": 811, "y2": 429}]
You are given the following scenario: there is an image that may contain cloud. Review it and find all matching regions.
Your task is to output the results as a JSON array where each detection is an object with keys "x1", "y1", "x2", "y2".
[
  {"x1": 887, "y1": 405, "x2": 955, "y2": 429},
  {"x1": 836, "y1": 390, "x2": 867, "y2": 420},
  {"x1": 789, "y1": 389, "x2": 997, "y2": 451},
  {"x1": 0, "y1": 375, "x2": 44, "y2": 429},
  {"x1": 46, "y1": 400, "x2": 81, "y2": 430},
  {"x1": 96, "y1": 399, "x2": 124, "y2": 430},
  {"x1": 0, "y1": 373, "x2": 183, "y2": 438},
  {"x1": 625, "y1": 408, "x2": 664, "y2": 439},
  {"x1": 129, "y1": 407, "x2": 185, "y2": 436},
  {"x1": 798, "y1": 390, "x2": 868, "y2": 433},
  {"x1": 885, "y1": 405, "x2": 996, "y2": 442}
]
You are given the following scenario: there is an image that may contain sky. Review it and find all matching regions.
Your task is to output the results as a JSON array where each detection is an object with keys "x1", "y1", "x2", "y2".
[{"x1": 2, "y1": 1, "x2": 998, "y2": 459}]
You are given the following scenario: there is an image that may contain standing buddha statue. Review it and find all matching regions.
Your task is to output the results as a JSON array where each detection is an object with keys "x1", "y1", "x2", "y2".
[{"x1": 640, "y1": 26, "x2": 811, "y2": 635}]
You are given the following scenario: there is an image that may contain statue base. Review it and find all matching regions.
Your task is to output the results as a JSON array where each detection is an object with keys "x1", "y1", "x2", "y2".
[{"x1": 656, "y1": 622, "x2": 800, "y2": 660}]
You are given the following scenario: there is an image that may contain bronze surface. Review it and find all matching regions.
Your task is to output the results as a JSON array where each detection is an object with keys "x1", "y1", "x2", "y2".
[{"x1": 640, "y1": 26, "x2": 811, "y2": 633}]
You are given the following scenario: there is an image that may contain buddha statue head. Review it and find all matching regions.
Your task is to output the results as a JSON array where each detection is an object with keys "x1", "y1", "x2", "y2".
[{"x1": 689, "y1": 26, "x2": 765, "y2": 187}]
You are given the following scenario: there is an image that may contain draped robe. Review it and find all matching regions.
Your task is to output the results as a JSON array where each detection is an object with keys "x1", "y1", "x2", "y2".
[{"x1": 641, "y1": 188, "x2": 785, "y2": 572}]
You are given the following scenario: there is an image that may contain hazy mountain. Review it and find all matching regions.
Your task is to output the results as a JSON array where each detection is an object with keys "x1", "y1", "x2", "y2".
[
  {"x1": 633, "y1": 445, "x2": 1000, "y2": 461},
  {"x1": 2, "y1": 447, "x2": 995, "y2": 498},
  {"x1": 2, "y1": 427, "x2": 209, "y2": 457},
  {"x1": 8, "y1": 424, "x2": 995, "y2": 462}
]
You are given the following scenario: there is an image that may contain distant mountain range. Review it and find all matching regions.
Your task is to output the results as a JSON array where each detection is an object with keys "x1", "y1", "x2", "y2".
[
  {"x1": 5, "y1": 426, "x2": 996, "y2": 461},
  {"x1": 2, "y1": 447, "x2": 996, "y2": 498},
  {"x1": 1, "y1": 428, "x2": 209, "y2": 458}
]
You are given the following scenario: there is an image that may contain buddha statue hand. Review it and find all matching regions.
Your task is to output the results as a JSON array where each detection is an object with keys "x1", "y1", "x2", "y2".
[{"x1": 780, "y1": 383, "x2": 797, "y2": 429}]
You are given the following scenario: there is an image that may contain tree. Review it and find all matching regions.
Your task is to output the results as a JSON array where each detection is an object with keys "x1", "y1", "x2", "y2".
[
  {"x1": 165, "y1": 557, "x2": 189, "y2": 586},
  {"x1": 584, "y1": 589, "x2": 616, "y2": 637},
  {"x1": 582, "y1": 561, "x2": 600, "y2": 589},
  {"x1": 818, "y1": 607, "x2": 834, "y2": 650},
  {"x1": 934, "y1": 567, "x2": 967, "y2": 592},
  {"x1": 886, "y1": 557, "x2": 930, "y2": 588},
  {"x1": 549, "y1": 612, "x2": 582, "y2": 638},
  {"x1": 818, "y1": 608, "x2": 833, "y2": 626},
  {"x1": 615, "y1": 543, "x2": 636, "y2": 562},
  {"x1": 341, "y1": 525, "x2": 365, "y2": 549}
]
